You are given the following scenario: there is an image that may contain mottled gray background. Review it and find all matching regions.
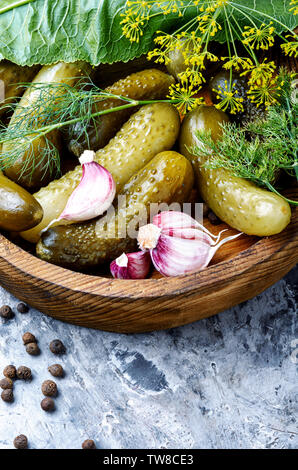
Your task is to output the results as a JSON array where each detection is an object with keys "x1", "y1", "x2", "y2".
[{"x1": 0, "y1": 266, "x2": 297, "y2": 450}]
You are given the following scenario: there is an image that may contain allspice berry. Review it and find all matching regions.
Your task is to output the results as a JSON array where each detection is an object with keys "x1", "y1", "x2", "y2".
[
  {"x1": 0, "y1": 377, "x2": 13, "y2": 390},
  {"x1": 22, "y1": 332, "x2": 37, "y2": 345},
  {"x1": 41, "y1": 380, "x2": 57, "y2": 397},
  {"x1": 82, "y1": 439, "x2": 96, "y2": 449},
  {"x1": 26, "y1": 342, "x2": 40, "y2": 356},
  {"x1": 41, "y1": 397, "x2": 55, "y2": 412},
  {"x1": 13, "y1": 434, "x2": 28, "y2": 449},
  {"x1": 49, "y1": 339, "x2": 66, "y2": 355},
  {"x1": 0, "y1": 305, "x2": 14, "y2": 319},
  {"x1": 17, "y1": 302, "x2": 29, "y2": 313},
  {"x1": 16, "y1": 366, "x2": 32, "y2": 381},
  {"x1": 48, "y1": 364, "x2": 64, "y2": 378},
  {"x1": 3, "y1": 365, "x2": 17, "y2": 379},
  {"x1": 1, "y1": 389, "x2": 14, "y2": 403}
]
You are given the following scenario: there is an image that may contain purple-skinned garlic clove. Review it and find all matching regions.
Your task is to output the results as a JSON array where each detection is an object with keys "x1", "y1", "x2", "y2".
[
  {"x1": 110, "y1": 251, "x2": 151, "y2": 279},
  {"x1": 59, "y1": 150, "x2": 116, "y2": 222},
  {"x1": 41, "y1": 150, "x2": 116, "y2": 233}
]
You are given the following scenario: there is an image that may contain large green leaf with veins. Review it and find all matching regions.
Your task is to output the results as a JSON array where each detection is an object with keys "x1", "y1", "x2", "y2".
[{"x1": 0, "y1": 0, "x2": 296, "y2": 66}]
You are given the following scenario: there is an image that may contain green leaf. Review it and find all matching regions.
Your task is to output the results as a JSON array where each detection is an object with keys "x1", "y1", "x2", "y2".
[{"x1": 0, "y1": 0, "x2": 296, "y2": 66}]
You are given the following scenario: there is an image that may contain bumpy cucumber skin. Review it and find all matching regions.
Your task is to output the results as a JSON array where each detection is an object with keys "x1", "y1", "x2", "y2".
[
  {"x1": 22, "y1": 103, "x2": 181, "y2": 243},
  {"x1": 0, "y1": 61, "x2": 40, "y2": 117},
  {"x1": 0, "y1": 172, "x2": 43, "y2": 231},
  {"x1": 67, "y1": 68, "x2": 175, "y2": 156},
  {"x1": 179, "y1": 105, "x2": 291, "y2": 236},
  {"x1": 36, "y1": 151, "x2": 194, "y2": 269},
  {"x1": 3, "y1": 61, "x2": 92, "y2": 189}
]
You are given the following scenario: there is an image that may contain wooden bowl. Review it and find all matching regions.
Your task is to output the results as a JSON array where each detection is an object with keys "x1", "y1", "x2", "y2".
[{"x1": 0, "y1": 189, "x2": 297, "y2": 333}]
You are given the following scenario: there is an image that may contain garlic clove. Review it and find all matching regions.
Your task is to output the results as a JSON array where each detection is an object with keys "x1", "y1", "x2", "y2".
[
  {"x1": 153, "y1": 211, "x2": 221, "y2": 240},
  {"x1": 153, "y1": 211, "x2": 199, "y2": 230},
  {"x1": 162, "y1": 227, "x2": 213, "y2": 244},
  {"x1": 150, "y1": 233, "x2": 212, "y2": 277},
  {"x1": 110, "y1": 251, "x2": 151, "y2": 279},
  {"x1": 59, "y1": 150, "x2": 116, "y2": 222}
]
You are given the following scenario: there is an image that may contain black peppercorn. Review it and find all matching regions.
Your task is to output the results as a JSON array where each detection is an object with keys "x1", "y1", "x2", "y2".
[
  {"x1": 3, "y1": 365, "x2": 17, "y2": 379},
  {"x1": 41, "y1": 380, "x2": 57, "y2": 397},
  {"x1": 22, "y1": 332, "x2": 37, "y2": 345},
  {"x1": 25, "y1": 342, "x2": 40, "y2": 356},
  {"x1": 49, "y1": 339, "x2": 66, "y2": 355},
  {"x1": 82, "y1": 439, "x2": 96, "y2": 449},
  {"x1": 13, "y1": 434, "x2": 28, "y2": 449},
  {"x1": 16, "y1": 366, "x2": 32, "y2": 381},
  {"x1": 0, "y1": 305, "x2": 14, "y2": 319},
  {"x1": 48, "y1": 364, "x2": 64, "y2": 378},
  {"x1": 0, "y1": 377, "x2": 13, "y2": 390},
  {"x1": 41, "y1": 397, "x2": 55, "y2": 412},
  {"x1": 17, "y1": 302, "x2": 29, "y2": 313},
  {"x1": 1, "y1": 389, "x2": 14, "y2": 403},
  {"x1": 208, "y1": 211, "x2": 222, "y2": 225}
]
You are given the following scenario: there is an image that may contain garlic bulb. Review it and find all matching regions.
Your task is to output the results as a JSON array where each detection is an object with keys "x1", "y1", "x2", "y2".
[
  {"x1": 110, "y1": 251, "x2": 151, "y2": 279},
  {"x1": 137, "y1": 211, "x2": 242, "y2": 277}
]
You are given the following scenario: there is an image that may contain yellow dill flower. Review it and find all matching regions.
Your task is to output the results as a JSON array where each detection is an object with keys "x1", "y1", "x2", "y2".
[
  {"x1": 147, "y1": 48, "x2": 171, "y2": 64},
  {"x1": 222, "y1": 56, "x2": 253, "y2": 72},
  {"x1": 281, "y1": 39, "x2": 298, "y2": 57},
  {"x1": 242, "y1": 60, "x2": 276, "y2": 86},
  {"x1": 196, "y1": 13, "x2": 222, "y2": 36},
  {"x1": 124, "y1": 1, "x2": 153, "y2": 20},
  {"x1": 121, "y1": 11, "x2": 145, "y2": 43},
  {"x1": 247, "y1": 76, "x2": 282, "y2": 108},
  {"x1": 178, "y1": 68, "x2": 205, "y2": 86},
  {"x1": 160, "y1": 0, "x2": 184, "y2": 15},
  {"x1": 214, "y1": 82, "x2": 244, "y2": 114},
  {"x1": 167, "y1": 81, "x2": 204, "y2": 115},
  {"x1": 154, "y1": 32, "x2": 178, "y2": 52},
  {"x1": 290, "y1": 0, "x2": 298, "y2": 15},
  {"x1": 242, "y1": 22, "x2": 275, "y2": 50}
]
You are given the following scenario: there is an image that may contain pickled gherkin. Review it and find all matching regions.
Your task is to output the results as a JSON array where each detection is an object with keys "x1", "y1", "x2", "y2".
[
  {"x1": 0, "y1": 172, "x2": 43, "y2": 232},
  {"x1": 67, "y1": 68, "x2": 175, "y2": 156},
  {"x1": 21, "y1": 102, "x2": 181, "y2": 243},
  {"x1": 179, "y1": 105, "x2": 291, "y2": 236},
  {"x1": 3, "y1": 61, "x2": 92, "y2": 190},
  {"x1": 36, "y1": 151, "x2": 194, "y2": 269},
  {"x1": 0, "y1": 61, "x2": 40, "y2": 117}
]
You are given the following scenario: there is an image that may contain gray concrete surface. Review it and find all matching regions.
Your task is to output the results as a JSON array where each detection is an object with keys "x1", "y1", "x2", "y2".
[{"x1": 0, "y1": 266, "x2": 297, "y2": 449}]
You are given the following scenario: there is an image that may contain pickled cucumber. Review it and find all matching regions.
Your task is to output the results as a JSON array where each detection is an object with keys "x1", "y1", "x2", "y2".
[
  {"x1": 166, "y1": 41, "x2": 221, "y2": 81},
  {"x1": 0, "y1": 172, "x2": 43, "y2": 232},
  {"x1": 36, "y1": 151, "x2": 194, "y2": 269},
  {"x1": 21, "y1": 102, "x2": 181, "y2": 243},
  {"x1": 67, "y1": 69, "x2": 175, "y2": 156},
  {"x1": 179, "y1": 105, "x2": 291, "y2": 236},
  {"x1": 3, "y1": 61, "x2": 92, "y2": 189},
  {"x1": 0, "y1": 61, "x2": 40, "y2": 117}
]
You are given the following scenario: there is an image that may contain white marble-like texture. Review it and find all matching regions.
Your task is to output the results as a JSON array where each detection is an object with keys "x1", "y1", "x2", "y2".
[{"x1": 0, "y1": 267, "x2": 297, "y2": 449}]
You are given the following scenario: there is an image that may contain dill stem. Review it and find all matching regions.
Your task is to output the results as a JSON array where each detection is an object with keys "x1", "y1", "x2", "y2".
[
  {"x1": 0, "y1": 98, "x2": 174, "y2": 145},
  {"x1": 266, "y1": 182, "x2": 298, "y2": 206}
]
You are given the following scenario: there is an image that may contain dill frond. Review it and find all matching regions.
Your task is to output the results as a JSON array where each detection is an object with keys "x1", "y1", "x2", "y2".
[{"x1": 192, "y1": 71, "x2": 298, "y2": 205}]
